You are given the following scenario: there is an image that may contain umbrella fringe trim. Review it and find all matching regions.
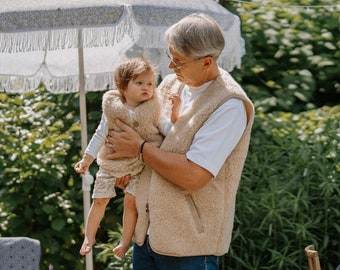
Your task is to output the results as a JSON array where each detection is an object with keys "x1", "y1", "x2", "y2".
[
  {"x1": 0, "y1": 72, "x2": 114, "y2": 94},
  {"x1": 0, "y1": 6, "x2": 134, "y2": 53}
]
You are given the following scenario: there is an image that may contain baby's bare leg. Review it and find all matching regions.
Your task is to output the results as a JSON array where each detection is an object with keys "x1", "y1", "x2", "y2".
[
  {"x1": 80, "y1": 198, "x2": 110, "y2": 255},
  {"x1": 113, "y1": 193, "x2": 137, "y2": 258}
]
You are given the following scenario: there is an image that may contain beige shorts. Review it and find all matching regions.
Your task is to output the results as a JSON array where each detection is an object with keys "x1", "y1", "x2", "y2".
[{"x1": 92, "y1": 169, "x2": 139, "y2": 199}]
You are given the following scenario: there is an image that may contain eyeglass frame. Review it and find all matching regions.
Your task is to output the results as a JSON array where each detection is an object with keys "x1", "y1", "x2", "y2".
[{"x1": 165, "y1": 49, "x2": 211, "y2": 70}]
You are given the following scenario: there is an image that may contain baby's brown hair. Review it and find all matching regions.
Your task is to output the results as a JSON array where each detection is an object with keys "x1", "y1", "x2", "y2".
[{"x1": 114, "y1": 57, "x2": 155, "y2": 102}]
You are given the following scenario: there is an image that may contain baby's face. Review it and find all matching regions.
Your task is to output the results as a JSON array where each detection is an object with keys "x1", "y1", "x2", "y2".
[{"x1": 124, "y1": 70, "x2": 155, "y2": 108}]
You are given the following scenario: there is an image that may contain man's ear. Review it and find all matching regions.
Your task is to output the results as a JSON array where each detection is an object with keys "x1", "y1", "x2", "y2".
[{"x1": 202, "y1": 56, "x2": 213, "y2": 69}]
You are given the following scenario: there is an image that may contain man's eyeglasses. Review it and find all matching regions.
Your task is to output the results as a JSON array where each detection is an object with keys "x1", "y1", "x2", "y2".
[{"x1": 165, "y1": 49, "x2": 210, "y2": 70}]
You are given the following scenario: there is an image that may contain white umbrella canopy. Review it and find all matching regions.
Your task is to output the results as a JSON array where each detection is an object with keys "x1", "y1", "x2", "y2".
[
  {"x1": 0, "y1": 0, "x2": 244, "y2": 269},
  {"x1": 0, "y1": 0, "x2": 244, "y2": 93}
]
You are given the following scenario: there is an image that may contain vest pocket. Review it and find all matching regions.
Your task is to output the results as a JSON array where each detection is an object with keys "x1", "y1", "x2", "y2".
[{"x1": 185, "y1": 194, "x2": 204, "y2": 233}]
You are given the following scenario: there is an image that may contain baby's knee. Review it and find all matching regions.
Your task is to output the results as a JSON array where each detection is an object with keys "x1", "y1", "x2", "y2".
[{"x1": 93, "y1": 197, "x2": 110, "y2": 207}]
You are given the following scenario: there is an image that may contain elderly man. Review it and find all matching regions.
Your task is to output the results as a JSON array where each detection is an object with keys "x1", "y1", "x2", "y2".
[{"x1": 108, "y1": 13, "x2": 254, "y2": 270}]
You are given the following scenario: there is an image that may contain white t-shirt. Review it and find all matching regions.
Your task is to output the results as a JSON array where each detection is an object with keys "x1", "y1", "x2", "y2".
[{"x1": 180, "y1": 82, "x2": 247, "y2": 177}]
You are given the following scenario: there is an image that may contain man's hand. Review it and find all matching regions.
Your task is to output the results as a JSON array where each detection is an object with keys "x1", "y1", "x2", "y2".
[
  {"x1": 106, "y1": 119, "x2": 144, "y2": 160},
  {"x1": 115, "y1": 174, "x2": 131, "y2": 190}
]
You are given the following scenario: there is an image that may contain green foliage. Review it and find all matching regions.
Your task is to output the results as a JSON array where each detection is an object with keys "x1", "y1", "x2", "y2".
[
  {"x1": 95, "y1": 226, "x2": 133, "y2": 270},
  {"x1": 224, "y1": 105, "x2": 340, "y2": 269},
  {"x1": 0, "y1": 89, "x2": 85, "y2": 269},
  {"x1": 227, "y1": 0, "x2": 339, "y2": 113}
]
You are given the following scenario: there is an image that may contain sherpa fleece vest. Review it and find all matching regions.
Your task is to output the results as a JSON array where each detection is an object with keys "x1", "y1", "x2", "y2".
[
  {"x1": 134, "y1": 69, "x2": 254, "y2": 256},
  {"x1": 97, "y1": 90, "x2": 163, "y2": 176}
]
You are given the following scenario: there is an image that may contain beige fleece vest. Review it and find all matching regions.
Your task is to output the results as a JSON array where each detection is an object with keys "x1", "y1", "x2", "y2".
[
  {"x1": 97, "y1": 90, "x2": 163, "y2": 176},
  {"x1": 135, "y1": 69, "x2": 254, "y2": 256}
]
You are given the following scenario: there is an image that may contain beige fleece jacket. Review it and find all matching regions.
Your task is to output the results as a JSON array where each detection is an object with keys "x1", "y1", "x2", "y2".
[
  {"x1": 97, "y1": 90, "x2": 163, "y2": 176},
  {"x1": 134, "y1": 69, "x2": 254, "y2": 256}
]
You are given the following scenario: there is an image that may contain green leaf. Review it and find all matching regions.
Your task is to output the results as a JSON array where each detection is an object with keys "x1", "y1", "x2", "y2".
[{"x1": 51, "y1": 219, "x2": 66, "y2": 231}]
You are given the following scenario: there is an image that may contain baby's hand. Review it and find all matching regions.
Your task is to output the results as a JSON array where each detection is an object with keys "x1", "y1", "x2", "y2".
[
  {"x1": 169, "y1": 94, "x2": 181, "y2": 110},
  {"x1": 169, "y1": 94, "x2": 181, "y2": 123},
  {"x1": 74, "y1": 154, "x2": 94, "y2": 174},
  {"x1": 74, "y1": 160, "x2": 88, "y2": 174}
]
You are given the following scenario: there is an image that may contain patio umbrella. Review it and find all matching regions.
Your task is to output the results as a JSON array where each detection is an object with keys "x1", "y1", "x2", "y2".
[{"x1": 0, "y1": 0, "x2": 244, "y2": 268}]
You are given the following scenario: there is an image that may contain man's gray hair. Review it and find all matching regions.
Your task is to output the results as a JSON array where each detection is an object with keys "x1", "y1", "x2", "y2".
[{"x1": 165, "y1": 13, "x2": 225, "y2": 60}]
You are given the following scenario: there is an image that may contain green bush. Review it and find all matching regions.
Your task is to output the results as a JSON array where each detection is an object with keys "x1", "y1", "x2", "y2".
[
  {"x1": 95, "y1": 225, "x2": 133, "y2": 270},
  {"x1": 226, "y1": 0, "x2": 339, "y2": 113},
  {"x1": 0, "y1": 89, "x2": 85, "y2": 269},
  {"x1": 225, "y1": 105, "x2": 340, "y2": 269},
  {"x1": 0, "y1": 88, "x2": 126, "y2": 269}
]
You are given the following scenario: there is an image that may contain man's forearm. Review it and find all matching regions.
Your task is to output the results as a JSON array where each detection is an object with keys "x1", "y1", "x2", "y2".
[{"x1": 141, "y1": 142, "x2": 213, "y2": 191}]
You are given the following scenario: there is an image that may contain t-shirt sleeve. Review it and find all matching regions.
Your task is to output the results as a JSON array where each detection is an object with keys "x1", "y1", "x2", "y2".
[
  {"x1": 85, "y1": 115, "x2": 108, "y2": 159},
  {"x1": 186, "y1": 98, "x2": 247, "y2": 177}
]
